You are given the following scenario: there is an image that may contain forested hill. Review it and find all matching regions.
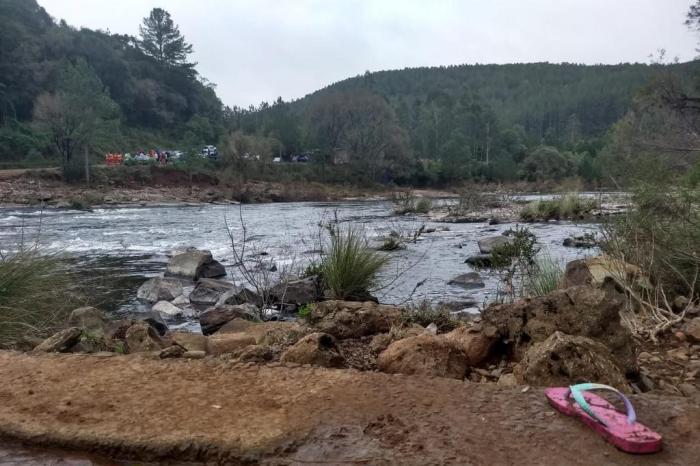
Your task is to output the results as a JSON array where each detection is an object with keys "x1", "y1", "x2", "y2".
[
  {"x1": 0, "y1": 0, "x2": 223, "y2": 162},
  {"x1": 295, "y1": 61, "x2": 700, "y2": 142}
]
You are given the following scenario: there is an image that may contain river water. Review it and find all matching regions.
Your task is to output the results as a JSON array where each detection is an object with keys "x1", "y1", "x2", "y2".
[{"x1": 0, "y1": 200, "x2": 600, "y2": 325}]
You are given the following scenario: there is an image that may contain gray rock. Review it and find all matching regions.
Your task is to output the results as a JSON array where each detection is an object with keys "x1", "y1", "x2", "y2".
[
  {"x1": 137, "y1": 277, "x2": 184, "y2": 303},
  {"x1": 152, "y1": 300, "x2": 185, "y2": 317},
  {"x1": 270, "y1": 276, "x2": 320, "y2": 305},
  {"x1": 34, "y1": 328, "x2": 82, "y2": 353},
  {"x1": 125, "y1": 321, "x2": 165, "y2": 353},
  {"x1": 199, "y1": 304, "x2": 260, "y2": 335},
  {"x1": 448, "y1": 272, "x2": 485, "y2": 289},
  {"x1": 189, "y1": 278, "x2": 237, "y2": 306},
  {"x1": 165, "y1": 249, "x2": 226, "y2": 280},
  {"x1": 215, "y1": 285, "x2": 263, "y2": 307},
  {"x1": 478, "y1": 236, "x2": 512, "y2": 254},
  {"x1": 465, "y1": 254, "x2": 492, "y2": 267},
  {"x1": 67, "y1": 307, "x2": 108, "y2": 338}
]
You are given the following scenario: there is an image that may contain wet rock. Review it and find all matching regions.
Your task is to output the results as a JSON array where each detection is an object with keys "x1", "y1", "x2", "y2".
[
  {"x1": 159, "y1": 345, "x2": 185, "y2": 359},
  {"x1": 513, "y1": 331, "x2": 629, "y2": 391},
  {"x1": 136, "y1": 277, "x2": 184, "y2": 303},
  {"x1": 171, "y1": 331, "x2": 207, "y2": 352},
  {"x1": 34, "y1": 328, "x2": 82, "y2": 353},
  {"x1": 443, "y1": 326, "x2": 496, "y2": 367},
  {"x1": 377, "y1": 334, "x2": 468, "y2": 379},
  {"x1": 199, "y1": 304, "x2": 260, "y2": 335},
  {"x1": 125, "y1": 322, "x2": 165, "y2": 353},
  {"x1": 280, "y1": 333, "x2": 345, "y2": 368},
  {"x1": 684, "y1": 318, "x2": 700, "y2": 343},
  {"x1": 165, "y1": 249, "x2": 226, "y2": 280},
  {"x1": 206, "y1": 333, "x2": 256, "y2": 356},
  {"x1": 138, "y1": 311, "x2": 169, "y2": 336},
  {"x1": 448, "y1": 272, "x2": 485, "y2": 290},
  {"x1": 67, "y1": 307, "x2": 108, "y2": 338},
  {"x1": 482, "y1": 286, "x2": 637, "y2": 374},
  {"x1": 307, "y1": 300, "x2": 403, "y2": 339},
  {"x1": 478, "y1": 236, "x2": 512, "y2": 254},
  {"x1": 152, "y1": 300, "x2": 185, "y2": 317},
  {"x1": 269, "y1": 276, "x2": 320, "y2": 305},
  {"x1": 189, "y1": 278, "x2": 237, "y2": 306},
  {"x1": 562, "y1": 235, "x2": 597, "y2": 248},
  {"x1": 465, "y1": 254, "x2": 492, "y2": 267},
  {"x1": 216, "y1": 285, "x2": 263, "y2": 308}
]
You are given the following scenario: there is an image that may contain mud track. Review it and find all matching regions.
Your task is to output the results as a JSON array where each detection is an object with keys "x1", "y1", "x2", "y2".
[{"x1": 0, "y1": 351, "x2": 698, "y2": 465}]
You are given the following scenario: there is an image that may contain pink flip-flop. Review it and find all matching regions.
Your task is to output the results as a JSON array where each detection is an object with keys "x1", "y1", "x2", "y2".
[{"x1": 545, "y1": 383, "x2": 662, "y2": 454}]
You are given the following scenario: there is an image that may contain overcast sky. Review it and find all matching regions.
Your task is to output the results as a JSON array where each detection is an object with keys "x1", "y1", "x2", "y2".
[{"x1": 38, "y1": 0, "x2": 699, "y2": 107}]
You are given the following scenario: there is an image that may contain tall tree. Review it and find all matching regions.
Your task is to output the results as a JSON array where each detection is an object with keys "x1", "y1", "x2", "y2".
[{"x1": 139, "y1": 8, "x2": 194, "y2": 68}]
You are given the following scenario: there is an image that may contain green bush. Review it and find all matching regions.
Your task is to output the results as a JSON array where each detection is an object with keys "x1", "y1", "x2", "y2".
[
  {"x1": 525, "y1": 255, "x2": 564, "y2": 297},
  {"x1": 520, "y1": 193, "x2": 597, "y2": 221},
  {"x1": 0, "y1": 247, "x2": 76, "y2": 347},
  {"x1": 321, "y1": 226, "x2": 389, "y2": 300},
  {"x1": 415, "y1": 198, "x2": 432, "y2": 214},
  {"x1": 400, "y1": 303, "x2": 460, "y2": 332}
]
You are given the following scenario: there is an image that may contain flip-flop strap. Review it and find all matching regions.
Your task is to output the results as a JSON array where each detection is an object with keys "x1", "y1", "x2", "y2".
[{"x1": 567, "y1": 383, "x2": 636, "y2": 427}]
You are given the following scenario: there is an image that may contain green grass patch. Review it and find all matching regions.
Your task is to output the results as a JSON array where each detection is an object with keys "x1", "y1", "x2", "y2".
[{"x1": 520, "y1": 193, "x2": 597, "y2": 221}]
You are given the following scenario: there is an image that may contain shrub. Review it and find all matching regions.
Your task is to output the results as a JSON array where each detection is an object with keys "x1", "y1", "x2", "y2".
[
  {"x1": 0, "y1": 247, "x2": 76, "y2": 347},
  {"x1": 525, "y1": 255, "x2": 564, "y2": 297},
  {"x1": 415, "y1": 198, "x2": 432, "y2": 214},
  {"x1": 392, "y1": 191, "x2": 431, "y2": 214},
  {"x1": 321, "y1": 226, "x2": 389, "y2": 300},
  {"x1": 520, "y1": 193, "x2": 597, "y2": 221}
]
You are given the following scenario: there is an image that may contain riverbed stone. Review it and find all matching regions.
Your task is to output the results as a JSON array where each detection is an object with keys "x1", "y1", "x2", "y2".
[
  {"x1": 307, "y1": 300, "x2": 403, "y2": 339},
  {"x1": 482, "y1": 285, "x2": 637, "y2": 374},
  {"x1": 34, "y1": 328, "x2": 82, "y2": 353},
  {"x1": 447, "y1": 272, "x2": 485, "y2": 290},
  {"x1": 206, "y1": 333, "x2": 257, "y2": 356},
  {"x1": 513, "y1": 331, "x2": 629, "y2": 391},
  {"x1": 465, "y1": 254, "x2": 492, "y2": 267},
  {"x1": 199, "y1": 304, "x2": 260, "y2": 335},
  {"x1": 269, "y1": 276, "x2": 320, "y2": 305},
  {"x1": 377, "y1": 334, "x2": 468, "y2": 379},
  {"x1": 125, "y1": 321, "x2": 165, "y2": 353},
  {"x1": 280, "y1": 333, "x2": 345, "y2": 368},
  {"x1": 136, "y1": 277, "x2": 184, "y2": 303},
  {"x1": 171, "y1": 331, "x2": 207, "y2": 352},
  {"x1": 189, "y1": 278, "x2": 237, "y2": 306},
  {"x1": 67, "y1": 307, "x2": 108, "y2": 338},
  {"x1": 478, "y1": 236, "x2": 512, "y2": 254},
  {"x1": 443, "y1": 326, "x2": 496, "y2": 367},
  {"x1": 216, "y1": 285, "x2": 263, "y2": 308},
  {"x1": 152, "y1": 300, "x2": 185, "y2": 317},
  {"x1": 165, "y1": 249, "x2": 226, "y2": 280}
]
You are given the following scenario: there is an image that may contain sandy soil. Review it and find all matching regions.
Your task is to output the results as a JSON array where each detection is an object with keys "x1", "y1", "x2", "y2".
[{"x1": 0, "y1": 351, "x2": 698, "y2": 465}]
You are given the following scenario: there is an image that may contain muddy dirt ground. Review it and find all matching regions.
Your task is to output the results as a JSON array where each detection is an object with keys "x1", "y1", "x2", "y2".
[{"x1": 0, "y1": 351, "x2": 698, "y2": 465}]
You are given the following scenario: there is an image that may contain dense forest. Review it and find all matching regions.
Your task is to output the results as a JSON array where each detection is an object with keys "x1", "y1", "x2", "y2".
[
  {"x1": 1, "y1": 0, "x2": 700, "y2": 187},
  {"x1": 0, "y1": 0, "x2": 223, "y2": 168}
]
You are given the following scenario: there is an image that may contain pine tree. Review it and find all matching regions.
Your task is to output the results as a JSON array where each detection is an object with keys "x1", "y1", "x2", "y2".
[{"x1": 139, "y1": 8, "x2": 194, "y2": 68}]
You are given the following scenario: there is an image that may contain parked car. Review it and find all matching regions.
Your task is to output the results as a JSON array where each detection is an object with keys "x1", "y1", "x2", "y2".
[
  {"x1": 202, "y1": 145, "x2": 219, "y2": 159},
  {"x1": 165, "y1": 150, "x2": 183, "y2": 161}
]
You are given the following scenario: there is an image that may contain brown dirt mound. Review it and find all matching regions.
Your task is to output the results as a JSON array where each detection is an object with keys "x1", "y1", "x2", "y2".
[{"x1": 0, "y1": 351, "x2": 699, "y2": 465}]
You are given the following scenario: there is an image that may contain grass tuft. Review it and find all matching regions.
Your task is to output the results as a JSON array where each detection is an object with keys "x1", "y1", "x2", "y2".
[{"x1": 520, "y1": 193, "x2": 597, "y2": 221}]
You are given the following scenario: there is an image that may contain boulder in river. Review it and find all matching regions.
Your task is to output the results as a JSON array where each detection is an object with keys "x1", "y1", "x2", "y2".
[
  {"x1": 152, "y1": 300, "x2": 186, "y2": 317},
  {"x1": 513, "y1": 331, "x2": 629, "y2": 391},
  {"x1": 377, "y1": 334, "x2": 468, "y2": 379},
  {"x1": 464, "y1": 254, "x2": 492, "y2": 267},
  {"x1": 280, "y1": 332, "x2": 345, "y2": 368},
  {"x1": 199, "y1": 304, "x2": 260, "y2": 335},
  {"x1": 477, "y1": 236, "x2": 512, "y2": 254},
  {"x1": 189, "y1": 278, "x2": 237, "y2": 307},
  {"x1": 269, "y1": 276, "x2": 320, "y2": 306},
  {"x1": 216, "y1": 285, "x2": 263, "y2": 308},
  {"x1": 447, "y1": 272, "x2": 485, "y2": 290},
  {"x1": 165, "y1": 248, "x2": 226, "y2": 280},
  {"x1": 137, "y1": 277, "x2": 184, "y2": 303}
]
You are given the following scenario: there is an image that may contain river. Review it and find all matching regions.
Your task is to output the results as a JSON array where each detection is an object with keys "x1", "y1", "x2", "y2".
[{"x1": 0, "y1": 200, "x2": 601, "y2": 328}]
